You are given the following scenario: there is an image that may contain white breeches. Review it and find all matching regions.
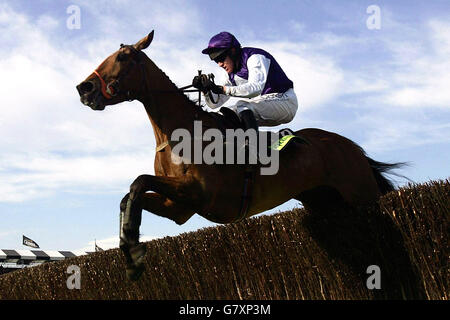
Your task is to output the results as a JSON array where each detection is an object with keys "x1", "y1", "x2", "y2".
[{"x1": 230, "y1": 88, "x2": 298, "y2": 127}]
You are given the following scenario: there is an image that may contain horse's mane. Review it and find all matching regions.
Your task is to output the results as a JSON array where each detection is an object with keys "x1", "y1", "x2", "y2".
[
  {"x1": 143, "y1": 53, "x2": 240, "y2": 130},
  {"x1": 146, "y1": 54, "x2": 210, "y2": 116}
]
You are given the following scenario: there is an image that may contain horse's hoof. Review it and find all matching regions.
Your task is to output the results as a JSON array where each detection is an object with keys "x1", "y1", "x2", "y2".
[{"x1": 126, "y1": 264, "x2": 145, "y2": 281}]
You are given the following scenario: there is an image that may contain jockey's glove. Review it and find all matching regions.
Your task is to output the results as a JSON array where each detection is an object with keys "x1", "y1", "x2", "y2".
[
  {"x1": 192, "y1": 75, "x2": 207, "y2": 93},
  {"x1": 201, "y1": 76, "x2": 224, "y2": 95}
]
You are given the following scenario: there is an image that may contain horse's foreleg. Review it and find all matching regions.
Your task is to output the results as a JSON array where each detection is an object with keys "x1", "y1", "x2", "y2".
[
  {"x1": 141, "y1": 192, "x2": 195, "y2": 225},
  {"x1": 119, "y1": 193, "x2": 147, "y2": 281},
  {"x1": 128, "y1": 174, "x2": 203, "y2": 206},
  {"x1": 120, "y1": 175, "x2": 202, "y2": 280}
]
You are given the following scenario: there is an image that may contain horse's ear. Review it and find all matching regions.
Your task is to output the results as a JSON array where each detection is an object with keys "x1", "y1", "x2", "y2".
[{"x1": 134, "y1": 30, "x2": 154, "y2": 51}]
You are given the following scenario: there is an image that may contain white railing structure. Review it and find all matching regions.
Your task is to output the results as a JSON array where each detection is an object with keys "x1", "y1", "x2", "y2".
[{"x1": 0, "y1": 249, "x2": 92, "y2": 271}]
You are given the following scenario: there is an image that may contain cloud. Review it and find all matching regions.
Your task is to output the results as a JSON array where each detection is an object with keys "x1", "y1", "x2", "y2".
[
  {"x1": 0, "y1": 3, "x2": 202, "y2": 203},
  {"x1": 355, "y1": 115, "x2": 450, "y2": 152},
  {"x1": 76, "y1": 0, "x2": 203, "y2": 39},
  {"x1": 0, "y1": 2, "x2": 351, "y2": 204},
  {"x1": 275, "y1": 14, "x2": 450, "y2": 153},
  {"x1": 36, "y1": 14, "x2": 59, "y2": 30},
  {"x1": 266, "y1": 41, "x2": 344, "y2": 111},
  {"x1": 0, "y1": 152, "x2": 155, "y2": 202},
  {"x1": 339, "y1": 18, "x2": 450, "y2": 151},
  {"x1": 76, "y1": 234, "x2": 156, "y2": 252},
  {"x1": 288, "y1": 20, "x2": 305, "y2": 34},
  {"x1": 375, "y1": 20, "x2": 450, "y2": 109}
]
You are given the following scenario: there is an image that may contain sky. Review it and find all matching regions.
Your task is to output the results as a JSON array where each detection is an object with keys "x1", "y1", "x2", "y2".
[{"x1": 0, "y1": 0, "x2": 449, "y2": 252}]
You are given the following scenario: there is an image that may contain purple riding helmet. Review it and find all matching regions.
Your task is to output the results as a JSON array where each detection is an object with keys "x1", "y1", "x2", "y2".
[{"x1": 202, "y1": 31, "x2": 241, "y2": 60}]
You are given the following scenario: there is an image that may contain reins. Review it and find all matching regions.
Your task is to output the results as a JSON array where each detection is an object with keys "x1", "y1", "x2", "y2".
[{"x1": 92, "y1": 43, "x2": 253, "y2": 224}]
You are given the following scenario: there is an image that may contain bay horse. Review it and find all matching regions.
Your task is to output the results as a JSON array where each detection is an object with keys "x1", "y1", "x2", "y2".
[{"x1": 76, "y1": 31, "x2": 404, "y2": 280}]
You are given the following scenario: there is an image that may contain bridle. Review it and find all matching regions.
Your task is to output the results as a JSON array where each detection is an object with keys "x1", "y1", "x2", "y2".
[
  {"x1": 93, "y1": 44, "x2": 148, "y2": 101},
  {"x1": 92, "y1": 44, "x2": 203, "y2": 104}
]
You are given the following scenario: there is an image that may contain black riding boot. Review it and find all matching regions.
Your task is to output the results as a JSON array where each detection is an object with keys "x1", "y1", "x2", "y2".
[{"x1": 238, "y1": 109, "x2": 259, "y2": 164}]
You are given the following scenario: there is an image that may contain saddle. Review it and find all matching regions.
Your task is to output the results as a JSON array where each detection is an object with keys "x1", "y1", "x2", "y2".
[{"x1": 269, "y1": 128, "x2": 310, "y2": 151}]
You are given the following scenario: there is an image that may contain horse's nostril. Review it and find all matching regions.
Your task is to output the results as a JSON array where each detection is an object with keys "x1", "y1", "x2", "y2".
[{"x1": 77, "y1": 81, "x2": 95, "y2": 95}]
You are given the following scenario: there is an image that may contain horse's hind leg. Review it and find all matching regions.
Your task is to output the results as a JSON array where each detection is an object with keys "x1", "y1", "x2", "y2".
[{"x1": 295, "y1": 185, "x2": 349, "y2": 214}]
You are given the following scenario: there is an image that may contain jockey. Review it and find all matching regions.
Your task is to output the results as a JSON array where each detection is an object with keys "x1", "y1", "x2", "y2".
[{"x1": 193, "y1": 31, "x2": 298, "y2": 136}]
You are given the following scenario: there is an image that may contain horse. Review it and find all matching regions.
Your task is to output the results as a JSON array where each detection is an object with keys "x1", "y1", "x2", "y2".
[{"x1": 76, "y1": 31, "x2": 404, "y2": 280}]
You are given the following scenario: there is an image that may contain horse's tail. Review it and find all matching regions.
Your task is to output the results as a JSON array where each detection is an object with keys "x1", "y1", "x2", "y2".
[{"x1": 366, "y1": 157, "x2": 408, "y2": 195}]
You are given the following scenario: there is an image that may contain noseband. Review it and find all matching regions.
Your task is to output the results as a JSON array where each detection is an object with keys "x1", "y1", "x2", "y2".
[
  {"x1": 93, "y1": 70, "x2": 115, "y2": 99},
  {"x1": 93, "y1": 44, "x2": 146, "y2": 101}
]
